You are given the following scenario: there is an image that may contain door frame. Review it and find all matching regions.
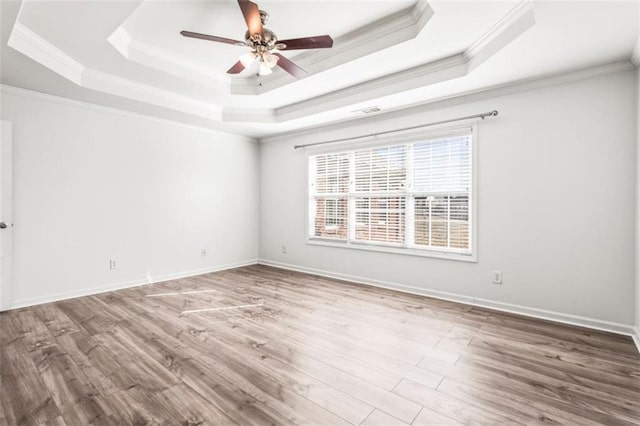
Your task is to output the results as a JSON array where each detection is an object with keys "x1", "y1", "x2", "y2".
[{"x1": 0, "y1": 120, "x2": 13, "y2": 311}]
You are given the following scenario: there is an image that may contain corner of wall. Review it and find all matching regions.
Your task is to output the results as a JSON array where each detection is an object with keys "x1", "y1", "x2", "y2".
[
  {"x1": 634, "y1": 2, "x2": 640, "y2": 353},
  {"x1": 635, "y1": 64, "x2": 640, "y2": 349}
]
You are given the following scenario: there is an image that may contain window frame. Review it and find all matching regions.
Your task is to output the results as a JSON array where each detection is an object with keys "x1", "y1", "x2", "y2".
[{"x1": 305, "y1": 124, "x2": 478, "y2": 262}]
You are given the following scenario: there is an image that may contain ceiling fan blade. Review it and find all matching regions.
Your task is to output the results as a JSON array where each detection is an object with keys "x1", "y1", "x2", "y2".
[
  {"x1": 237, "y1": 0, "x2": 263, "y2": 37},
  {"x1": 226, "y1": 61, "x2": 245, "y2": 74},
  {"x1": 273, "y1": 53, "x2": 307, "y2": 79},
  {"x1": 180, "y1": 31, "x2": 245, "y2": 46},
  {"x1": 277, "y1": 35, "x2": 333, "y2": 50}
]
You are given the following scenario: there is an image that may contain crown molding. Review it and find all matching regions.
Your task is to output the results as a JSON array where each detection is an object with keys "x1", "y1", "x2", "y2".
[
  {"x1": 8, "y1": 21, "x2": 221, "y2": 121},
  {"x1": 465, "y1": 0, "x2": 535, "y2": 71},
  {"x1": 81, "y1": 69, "x2": 221, "y2": 120},
  {"x1": 224, "y1": 0, "x2": 535, "y2": 124},
  {"x1": 2, "y1": 60, "x2": 630, "y2": 143},
  {"x1": 230, "y1": 0, "x2": 435, "y2": 95},
  {"x1": 107, "y1": 25, "x2": 131, "y2": 60},
  {"x1": 0, "y1": 84, "x2": 253, "y2": 141},
  {"x1": 260, "y1": 60, "x2": 634, "y2": 144},
  {"x1": 108, "y1": 27, "x2": 229, "y2": 88},
  {"x1": 7, "y1": 22, "x2": 84, "y2": 85},
  {"x1": 222, "y1": 108, "x2": 275, "y2": 123},
  {"x1": 8, "y1": 0, "x2": 535, "y2": 128},
  {"x1": 110, "y1": 0, "x2": 434, "y2": 96},
  {"x1": 268, "y1": 0, "x2": 535, "y2": 123},
  {"x1": 275, "y1": 53, "x2": 468, "y2": 123}
]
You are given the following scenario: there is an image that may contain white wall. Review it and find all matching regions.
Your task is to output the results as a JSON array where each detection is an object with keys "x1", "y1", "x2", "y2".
[
  {"x1": 2, "y1": 68, "x2": 637, "y2": 334},
  {"x1": 0, "y1": 87, "x2": 259, "y2": 308},
  {"x1": 260, "y1": 69, "x2": 637, "y2": 328},
  {"x1": 636, "y1": 66, "x2": 640, "y2": 335}
]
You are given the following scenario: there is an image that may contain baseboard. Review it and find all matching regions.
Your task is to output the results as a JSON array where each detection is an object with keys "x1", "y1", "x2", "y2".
[
  {"x1": 258, "y1": 258, "x2": 636, "y2": 339},
  {"x1": 7, "y1": 258, "x2": 259, "y2": 310},
  {"x1": 145, "y1": 259, "x2": 257, "y2": 285},
  {"x1": 632, "y1": 327, "x2": 640, "y2": 354},
  {"x1": 8, "y1": 257, "x2": 638, "y2": 352}
]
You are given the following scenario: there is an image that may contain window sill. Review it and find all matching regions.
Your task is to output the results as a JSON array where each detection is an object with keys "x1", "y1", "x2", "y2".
[{"x1": 306, "y1": 238, "x2": 477, "y2": 263}]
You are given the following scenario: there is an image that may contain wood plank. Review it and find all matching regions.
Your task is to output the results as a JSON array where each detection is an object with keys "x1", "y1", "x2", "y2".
[
  {"x1": 412, "y1": 406, "x2": 463, "y2": 425},
  {"x1": 361, "y1": 409, "x2": 409, "y2": 426},
  {"x1": 469, "y1": 333, "x2": 640, "y2": 396},
  {"x1": 1, "y1": 340, "x2": 62, "y2": 425},
  {"x1": 52, "y1": 330, "x2": 130, "y2": 395},
  {"x1": 446, "y1": 359, "x2": 636, "y2": 425},
  {"x1": 393, "y1": 378, "x2": 513, "y2": 425},
  {"x1": 436, "y1": 376, "x2": 601, "y2": 426},
  {"x1": 37, "y1": 416, "x2": 67, "y2": 426},
  {"x1": 1, "y1": 265, "x2": 638, "y2": 424},
  {"x1": 151, "y1": 384, "x2": 236, "y2": 425},
  {"x1": 27, "y1": 335, "x2": 112, "y2": 424},
  {"x1": 451, "y1": 356, "x2": 640, "y2": 424},
  {"x1": 117, "y1": 320, "x2": 352, "y2": 424},
  {"x1": 110, "y1": 310, "x2": 358, "y2": 425}
]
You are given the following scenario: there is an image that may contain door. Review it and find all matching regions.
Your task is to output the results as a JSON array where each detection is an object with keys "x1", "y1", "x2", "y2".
[{"x1": 0, "y1": 121, "x2": 13, "y2": 311}]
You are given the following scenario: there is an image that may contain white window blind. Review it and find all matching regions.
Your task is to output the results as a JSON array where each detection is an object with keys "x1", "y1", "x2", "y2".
[
  {"x1": 308, "y1": 132, "x2": 473, "y2": 257},
  {"x1": 354, "y1": 145, "x2": 407, "y2": 245},
  {"x1": 412, "y1": 136, "x2": 471, "y2": 251},
  {"x1": 309, "y1": 153, "x2": 350, "y2": 239}
]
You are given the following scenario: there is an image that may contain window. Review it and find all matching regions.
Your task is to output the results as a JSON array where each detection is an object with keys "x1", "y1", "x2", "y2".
[
  {"x1": 308, "y1": 131, "x2": 474, "y2": 259},
  {"x1": 309, "y1": 153, "x2": 349, "y2": 239}
]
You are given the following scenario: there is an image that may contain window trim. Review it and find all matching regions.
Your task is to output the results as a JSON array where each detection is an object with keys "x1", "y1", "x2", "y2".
[{"x1": 305, "y1": 124, "x2": 478, "y2": 262}]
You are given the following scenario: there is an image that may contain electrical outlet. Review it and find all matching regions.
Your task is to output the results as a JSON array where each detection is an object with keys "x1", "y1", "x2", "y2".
[
  {"x1": 201, "y1": 249, "x2": 207, "y2": 257},
  {"x1": 492, "y1": 271, "x2": 503, "y2": 285},
  {"x1": 281, "y1": 245, "x2": 287, "y2": 254},
  {"x1": 109, "y1": 259, "x2": 118, "y2": 270}
]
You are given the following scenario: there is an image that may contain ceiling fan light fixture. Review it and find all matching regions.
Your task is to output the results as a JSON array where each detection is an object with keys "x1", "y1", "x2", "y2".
[
  {"x1": 239, "y1": 51, "x2": 257, "y2": 67},
  {"x1": 258, "y1": 61, "x2": 273, "y2": 76},
  {"x1": 262, "y1": 52, "x2": 278, "y2": 68}
]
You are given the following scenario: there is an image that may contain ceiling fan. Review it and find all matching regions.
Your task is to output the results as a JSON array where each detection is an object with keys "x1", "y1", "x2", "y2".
[{"x1": 180, "y1": 0, "x2": 334, "y2": 78}]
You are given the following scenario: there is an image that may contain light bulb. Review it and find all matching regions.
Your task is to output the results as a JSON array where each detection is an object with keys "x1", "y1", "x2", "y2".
[
  {"x1": 239, "y1": 52, "x2": 257, "y2": 68},
  {"x1": 262, "y1": 52, "x2": 278, "y2": 69},
  {"x1": 258, "y1": 61, "x2": 273, "y2": 76}
]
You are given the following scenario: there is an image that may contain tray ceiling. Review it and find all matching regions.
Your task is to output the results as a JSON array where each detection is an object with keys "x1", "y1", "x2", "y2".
[{"x1": 2, "y1": 0, "x2": 638, "y2": 137}]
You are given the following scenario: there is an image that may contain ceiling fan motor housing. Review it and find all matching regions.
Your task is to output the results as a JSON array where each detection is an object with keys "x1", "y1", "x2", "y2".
[
  {"x1": 259, "y1": 10, "x2": 269, "y2": 24},
  {"x1": 245, "y1": 27, "x2": 277, "y2": 50}
]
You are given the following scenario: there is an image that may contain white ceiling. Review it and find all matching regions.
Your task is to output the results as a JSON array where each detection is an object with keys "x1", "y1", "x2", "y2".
[{"x1": 1, "y1": 0, "x2": 638, "y2": 138}]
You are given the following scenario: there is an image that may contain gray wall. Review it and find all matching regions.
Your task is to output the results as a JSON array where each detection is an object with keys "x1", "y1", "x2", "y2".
[
  {"x1": 1, "y1": 89, "x2": 259, "y2": 307},
  {"x1": 260, "y1": 69, "x2": 637, "y2": 327}
]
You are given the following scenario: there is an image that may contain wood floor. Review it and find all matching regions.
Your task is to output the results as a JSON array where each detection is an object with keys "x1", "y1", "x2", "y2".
[{"x1": 1, "y1": 265, "x2": 639, "y2": 425}]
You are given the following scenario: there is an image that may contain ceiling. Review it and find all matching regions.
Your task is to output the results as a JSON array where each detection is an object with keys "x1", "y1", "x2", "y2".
[{"x1": 1, "y1": 0, "x2": 638, "y2": 138}]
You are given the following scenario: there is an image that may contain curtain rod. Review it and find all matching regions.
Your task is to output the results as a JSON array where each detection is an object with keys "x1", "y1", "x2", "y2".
[{"x1": 293, "y1": 110, "x2": 498, "y2": 150}]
